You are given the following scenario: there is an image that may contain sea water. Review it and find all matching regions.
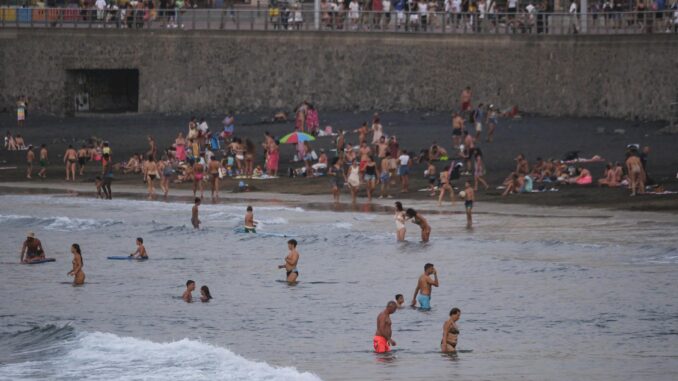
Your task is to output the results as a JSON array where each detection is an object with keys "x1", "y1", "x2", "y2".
[{"x1": 0, "y1": 194, "x2": 677, "y2": 381}]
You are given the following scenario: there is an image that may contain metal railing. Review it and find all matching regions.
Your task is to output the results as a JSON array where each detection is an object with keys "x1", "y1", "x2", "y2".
[{"x1": 1, "y1": 7, "x2": 677, "y2": 35}]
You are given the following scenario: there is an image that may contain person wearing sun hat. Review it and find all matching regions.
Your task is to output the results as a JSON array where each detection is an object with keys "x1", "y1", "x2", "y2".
[{"x1": 20, "y1": 232, "x2": 46, "y2": 263}]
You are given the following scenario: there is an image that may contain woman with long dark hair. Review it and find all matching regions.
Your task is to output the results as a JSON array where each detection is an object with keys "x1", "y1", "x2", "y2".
[{"x1": 68, "y1": 244, "x2": 85, "y2": 286}]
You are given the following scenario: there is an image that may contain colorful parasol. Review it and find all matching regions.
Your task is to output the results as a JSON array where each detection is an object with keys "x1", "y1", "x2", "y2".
[{"x1": 278, "y1": 131, "x2": 316, "y2": 144}]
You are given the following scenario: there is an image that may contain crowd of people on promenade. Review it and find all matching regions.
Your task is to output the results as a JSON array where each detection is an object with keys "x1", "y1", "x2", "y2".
[{"x1": 10, "y1": 0, "x2": 678, "y2": 33}]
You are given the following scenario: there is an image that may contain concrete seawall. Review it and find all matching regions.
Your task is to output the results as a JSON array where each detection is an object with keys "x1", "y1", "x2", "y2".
[{"x1": 1, "y1": 29, "x2": 677, "y2": 120}]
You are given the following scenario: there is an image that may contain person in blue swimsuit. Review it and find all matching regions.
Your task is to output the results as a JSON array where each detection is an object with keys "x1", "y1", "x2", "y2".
[{"x1": 411, "y1": 263, "x2": 439, "y2": 310}]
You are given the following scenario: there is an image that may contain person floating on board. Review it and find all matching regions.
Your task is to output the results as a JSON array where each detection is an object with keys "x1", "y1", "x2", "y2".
[
  {"x1": 373, "y1": 301, "x2": 397, "y2": 353},
  {"x1": 244, "y1": 206, "x2": 257, "y2": 233},
  {"x1": 278, "y1": 239, "x2": 299, "y2": 283},
  {"x1": 20, "y1": 232, "x2": 45, "y2": 263},
  {"x1": 130, "y1": 237, "x2": 148, "y2": 259}
]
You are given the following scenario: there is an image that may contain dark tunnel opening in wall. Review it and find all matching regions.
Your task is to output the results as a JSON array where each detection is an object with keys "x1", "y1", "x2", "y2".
[{"x1": 66, "y1": 69, "x2": 139, "y2": 114}]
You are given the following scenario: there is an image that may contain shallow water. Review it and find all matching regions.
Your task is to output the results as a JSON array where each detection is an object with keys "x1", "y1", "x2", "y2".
[{"x1": 0, "y1": 194, "x2": 677, "y2": 381}]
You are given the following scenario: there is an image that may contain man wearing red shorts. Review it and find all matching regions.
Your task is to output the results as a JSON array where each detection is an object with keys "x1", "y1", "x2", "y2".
[{"x1": 373, "y1": 301, "x2": 397, "y2": 353}]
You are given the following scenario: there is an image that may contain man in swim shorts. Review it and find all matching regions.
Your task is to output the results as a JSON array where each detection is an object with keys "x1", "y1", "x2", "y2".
[
  {"x1": 20, "y1": 232, "x2": 46, "y2": 263},
  {"x1": 244, "y1": 206, "x2": 257, "y2": 233},
  {"x1": 411, "y1": 263, "x2": 439, "y2": 310},
  {"x1": 374, "y1": 301, "x2": 397, "y2": 353},
  {"x1": 278, "y1": 239, "x2": 299, "y2": 283}
]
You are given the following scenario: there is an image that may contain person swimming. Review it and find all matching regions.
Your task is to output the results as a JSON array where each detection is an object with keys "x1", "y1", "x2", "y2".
[
  {"x1": 244, "y1": 206, "x2": 257, "y2": 233},
  {"x1": 200, "y1": 285, "x2": 212, "y2": 303},
  {"x1": 395, "y1": 294, "x2": 405, "y2": 308},
  {"x1": 183, "y1": 280, "x2": 195, "y2": 303}
]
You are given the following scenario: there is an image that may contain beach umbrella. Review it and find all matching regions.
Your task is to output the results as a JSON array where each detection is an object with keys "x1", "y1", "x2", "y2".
[{"x1": 279, "y1": 131, "x2": 316, "y2": 144}]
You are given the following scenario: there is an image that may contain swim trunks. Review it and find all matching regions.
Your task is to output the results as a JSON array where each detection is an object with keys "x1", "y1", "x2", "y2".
[
  {"x1": 452, "y1": 128, "x2": 462, "y2": 136},
  {"x1": 373, "y1": 335, "x2": 391, "y2": 353},
  {"x1": 465, "y1": 200, "x2": 473, "y2": 209},
  {"x1": 39, "y1": 160, "x2": 46, "y2": 167},
  {"x1": 417, "y1": 294, "x2": 431, "y2": 310},
  {"x1": 244, "y1": 226, "x2": 256, "y2": 233},
  {"x1": 286, "y1": 268, "x2": 299, "y2": 278},
  {"x1": 78, "y1": 157, "x2": 86, "y2": 166}
]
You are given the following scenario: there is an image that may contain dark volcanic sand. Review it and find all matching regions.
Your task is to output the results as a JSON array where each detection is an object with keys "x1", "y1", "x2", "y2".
[{"x1": 1, "y1": 111, "x2": 677, "y2": 211}]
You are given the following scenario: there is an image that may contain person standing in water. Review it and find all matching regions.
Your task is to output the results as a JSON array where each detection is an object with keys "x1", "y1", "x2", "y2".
[
  {"x1": 244, "y1": 206, "x2": 257, "y2": 233},
  {"x1": 463, "y1": 181, "x2": 475, "y2": 229},
  {"x1": 405, "y1": 208, "x2": 431, "y2": 243},
  {"x1": 411, "y1": 263, "x2": 439, "y2": 310},
  {"x1": 64, "y1": 145, "x2": 78, "y2": 181},
  {"x1": 200, "y1": 285, "x2": 212, "y2": 302},
  {"x1": 130, "y1": 237, "x2": 148, "y2": 259},
  {"x1": 373, "y1": 301, "x2": 397, "y2": 353},
  {"x1": 278, "y1": 239, "x2": 299, "y2": 283},
  {"x1": 20, "y1": 232, "x2": 46, "y2": 263},
  {"x1": 68, "y1": 243, "x2": 85, "y2": 286},
  {"x1": 441, "y1": 307, "x2": 461, "y2": 353},
  {"x1": 191, "y1": 197, "x2": 201, "y2": 229},
  {"x1": 183, "y1": 280, "x2": 195, "y2": 303},
  {"x1": 394, "y1": 201, "x2": 406, "y2": 242}
]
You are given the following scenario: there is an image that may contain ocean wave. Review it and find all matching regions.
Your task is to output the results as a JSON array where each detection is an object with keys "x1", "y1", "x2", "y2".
[
  {"x1": 0, "y1": 326, "x2": 322, "y2": 381},
  {"x1": 0, "y1": 214, "x2": 122, "y2": 232}
]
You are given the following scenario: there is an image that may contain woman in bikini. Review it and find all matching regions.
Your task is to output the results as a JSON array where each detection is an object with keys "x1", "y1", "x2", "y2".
[
  {"x1": 406, "y1": 208, "x2": 431, "y2": 242},
  {"x1": 441, "y1": 308, "x2": 461, "y2": 353},
  {"x1": 63, "y1": 145, "x2": 78, "y2": 181},
  {"x1": 438, "y1": 165, "x2": 456, "y2": 207},
  {"x1": 143, "y1": 155, "x2": 160, "y2": 199},
  {"x1": 193, "y1": 160, "x2": 205, "y2": 199},
  {"x1": 394, "y1": 201, "x2": 406, "y2": 241},
  {"x1": 68, "y1": 243, "x2": 85, "y2": 286}
]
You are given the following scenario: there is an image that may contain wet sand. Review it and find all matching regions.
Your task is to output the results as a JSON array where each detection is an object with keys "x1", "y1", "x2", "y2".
[{"x1": 1, "y1": 111, "x2": 677, "y2": 211}]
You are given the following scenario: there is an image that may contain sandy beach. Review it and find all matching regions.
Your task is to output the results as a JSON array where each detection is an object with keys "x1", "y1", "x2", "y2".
[{"x1": 1, "y1": 112, "x2": 677, "y2": 211}]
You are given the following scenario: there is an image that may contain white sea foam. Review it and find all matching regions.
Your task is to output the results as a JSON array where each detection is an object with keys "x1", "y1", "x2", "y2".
[
  {"x1": 0, "y1": 331, "x2": 322, "y2": 381},
  {"x1": 0, "y1": 214, "x2": 122, "y2": 232}
]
